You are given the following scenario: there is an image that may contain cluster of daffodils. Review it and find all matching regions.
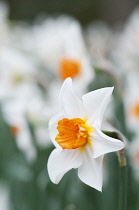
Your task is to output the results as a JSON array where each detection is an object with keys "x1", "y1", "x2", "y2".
[
  {"x1": 1, "y1": 2, "x2": 139, "y2": 200},
  {"x1": 0, "y1": 3, "x2": 94, "y2": 165}
]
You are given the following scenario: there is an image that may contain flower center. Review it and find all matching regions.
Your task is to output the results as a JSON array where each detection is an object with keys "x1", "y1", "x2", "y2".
[
  {"x1": 59, "y1": 58, "x2": 81, "y2": 80},
  {"x1": 55, "y1": 118, "x2": 92, "y2": 149},
  {"x1": 132, "y1": 103, "x2": 139, "y2": 117},
  {"x1": 10, "y1": 125, "x2": 19, "y2": 136},
  {"x1": 12, "y1": 71, "x2": 24, "y2": 84}
]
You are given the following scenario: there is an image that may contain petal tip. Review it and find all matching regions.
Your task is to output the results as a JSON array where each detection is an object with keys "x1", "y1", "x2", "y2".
[
  {"x1": 118, "y1": 141, "x2": 125, "y2": 150},
  {"x1": 106, "y1": 86, "x2": 114, "y2": 94},
  {"x1": 64, "y1": 77, "x2": 72, "y2": 84}
]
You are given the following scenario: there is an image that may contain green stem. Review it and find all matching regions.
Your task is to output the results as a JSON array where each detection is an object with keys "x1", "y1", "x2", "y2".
[
  {"x1": 135, "y1": 188, "x2": 139, "y2": 210},
  {"x1": 102, "y1": 130, "x2": 127, "y2": 210},
  {"x1": 118, "y1": 165, "x2": 127, "y2": 210}
]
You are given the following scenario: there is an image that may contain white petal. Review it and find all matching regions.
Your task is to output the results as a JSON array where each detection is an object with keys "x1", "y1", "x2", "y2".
[
  {"x1": 49, "y1": 112, "x2": 65, "y2": 147},
  {"x1": 47, "y1": 148, "x2": 83, "y2": 184},
  {"x1": 82, "y1": 87, "x2": 114, "y2": 127},
  {"x1": 92, "y1": 127, "x2": 124, "y2": 158},
  {"x1": 78, "y1": 145, "x2": 103, "y2": 191},
  {"x1": 60, "y1": 77, "x2": 85, "y2": 119}
]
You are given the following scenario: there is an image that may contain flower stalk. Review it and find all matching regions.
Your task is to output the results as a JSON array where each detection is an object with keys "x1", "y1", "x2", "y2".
[{"x1": 102, "y1": 130, "x2": 127, "y2": 210}]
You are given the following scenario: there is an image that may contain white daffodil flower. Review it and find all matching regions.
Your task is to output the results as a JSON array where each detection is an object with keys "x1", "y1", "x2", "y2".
[
  {"x1": 113, "y1": 8, "x2": 139, "y2": 74},
  {"x1": 47, "y1": 77, "x2": 124, "y2": 191},
  {"x1": 124, "y1": 72, "x2": 139, "y2": 133},
  {"x1": 86, "y1": 22, "x2": 115, "y2": 71},
  {"x1": 0, "y1": 47, "x2": 37, "y2": 99},
  {"x1": 33, "y1": 17, "x2": 94, "y2": 95},
  {"x1": 2, "y1": 98, "x2": 37, "y2": 162}
]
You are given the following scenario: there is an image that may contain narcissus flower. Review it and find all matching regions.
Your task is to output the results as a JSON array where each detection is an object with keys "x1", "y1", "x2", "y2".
[
  {"x1": 124, "y1": 72, "x2": 139, "y2": 133},
  {"x1": 47, "y1": 77, "x2": 124, "y2": 191},
  {"x1": 33, "y1": 17, "x2": 94, "y2": 95}
]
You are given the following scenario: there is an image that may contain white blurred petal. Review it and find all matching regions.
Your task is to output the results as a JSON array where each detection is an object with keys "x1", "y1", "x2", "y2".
[
  {"x1": 0, "y1": 183, "x2": 10, "y2": 210},
  {"x1": 48, "y1": 148, "x2": 83, "y2": 184},
  {"x1": 82, "y1": 87, "x2": 114, "y2": 127}
]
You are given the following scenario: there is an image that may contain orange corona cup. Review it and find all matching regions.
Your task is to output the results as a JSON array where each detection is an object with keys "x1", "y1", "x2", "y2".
[
  {"x1": 132, "y1": 103, "x2": 139, "y2": 117},
  {"x1": 55, "y1": 118, "x2": 92, "y2": 149},
  {"x1": 10, "y1": 125, "x2": 19, "y2": 136},
  {"x1": 59, "y1": 58, "x2": 81, "y2": 80}
]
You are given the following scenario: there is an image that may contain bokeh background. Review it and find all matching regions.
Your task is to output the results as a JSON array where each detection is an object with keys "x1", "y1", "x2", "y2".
[
  {"x1": 1, "y1": 0, "x2": 139, "y2": 210},
  {"x1": 5, "y1": 0, "x2": 139, "y2": 25}
]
